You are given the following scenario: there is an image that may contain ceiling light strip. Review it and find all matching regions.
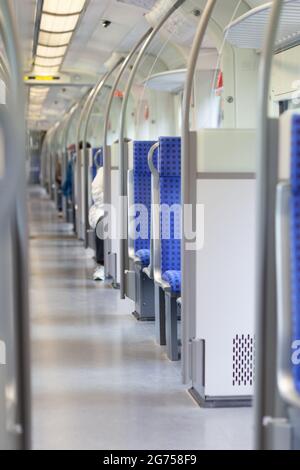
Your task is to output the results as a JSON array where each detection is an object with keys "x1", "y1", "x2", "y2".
[{"x1": 43, "y1": 0, "x2": 86, "y2": 15}]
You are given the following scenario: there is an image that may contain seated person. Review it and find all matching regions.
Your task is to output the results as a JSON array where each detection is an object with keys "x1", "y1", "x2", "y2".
[{"x1": 89, "y1": 164, "x2": 105, "y2": 281}]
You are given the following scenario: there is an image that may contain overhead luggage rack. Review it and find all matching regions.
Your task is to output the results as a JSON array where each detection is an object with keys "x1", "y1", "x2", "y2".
[
  {"x1": 224, "y1": 0, "x2": 300, "y2": 51},
  {"x1": 141, "y1": 69, "x2": 187, "y2": 93}
]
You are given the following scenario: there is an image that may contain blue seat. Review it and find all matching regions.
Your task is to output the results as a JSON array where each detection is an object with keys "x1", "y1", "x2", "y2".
[
  {"x1": 136, "y1": 249, "x2": 150, "y2": 267},
  {"x1": 162, "y1": 270, "x2": 181, "y2": 293},
  {"x1": 158, "y1": 137, "x2": 181, "y2": 294},
  {"x1": 133, "y1": 141, "x2": 157, "y2": 267},
  {"x1": 290, "y1": 114, "x2": 300, "y2": 393},
  {"x1": 92, "y1": 147, "x2": 103, "y2": 179}
]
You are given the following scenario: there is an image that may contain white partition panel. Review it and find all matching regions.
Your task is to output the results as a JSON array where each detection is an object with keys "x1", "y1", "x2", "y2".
[
  {"x1": 196, "y1": 178, "x2": 256, "y2": 397},
  {"x1": 193, "y1": 129, "x2": 256, "y2": 401},
  {"x1": 197, "y1": 129, "x2": 256, "y2": 172}
]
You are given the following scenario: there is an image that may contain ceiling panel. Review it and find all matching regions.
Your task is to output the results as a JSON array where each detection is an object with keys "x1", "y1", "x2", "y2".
[
  {"x1": 24, "y1": 0, "x2": 266, "y2": 130},
  {"x1": 62, "y1": 0, "x2": 149, "y2": 75},
  {"x1": 14, "y1": 0, "x2": 37, "y2": 71}
]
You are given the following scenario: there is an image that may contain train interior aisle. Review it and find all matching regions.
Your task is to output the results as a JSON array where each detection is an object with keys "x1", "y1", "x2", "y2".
[
  {"x1": 29, "y1": 186, "x2": 252, "y2": 450},
  {"x1": 1, "y1": 0, "x2": 300, "y2": 452}
]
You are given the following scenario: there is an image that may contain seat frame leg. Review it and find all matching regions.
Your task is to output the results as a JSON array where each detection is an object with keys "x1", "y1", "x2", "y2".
[
  {"x1": 165, "y1": 291, "x2": 179, "y2": 361},
  {"x1": 154, "y1": 283, "x2": 166, "y2": 345},
  {"x1": 133, "y1": 264, "x2": 155, "y2": 321}
]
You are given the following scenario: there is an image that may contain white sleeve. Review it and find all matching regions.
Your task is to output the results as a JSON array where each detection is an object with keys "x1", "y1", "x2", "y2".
[{"x1": 91, "y1": 168, "x2": 104, "y2": 206}]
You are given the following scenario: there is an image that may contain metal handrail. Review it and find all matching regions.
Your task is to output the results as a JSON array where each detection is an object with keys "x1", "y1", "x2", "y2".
[
  {"x1": 49, "y1": 122, "x2": 60, "y2": 198},
  {"x1": 102, "y1": 28, "x2": 152, "y2": 278},
  {"x1": 103, "y1": 29, "x2": 152, "y2": 152},
  {"x1": 82, "y1": 58, "x2": 125, "y2": 247},
  {"x1": 93, "y1": 148, "x2": 103, "y2": 170},
  {"x1": 253, "y1": 0, "x2": 283, "y2": 450},
  {"x1": 181, "y1": 0, "x2": 217, "y2": 384},
  {"x1": 62, "y1": 106, "x2": 78, "y2": 197},
  {"x1": 0, "y1": 53, "x2": 9, "y2": 84},
  {"x1": 64, "y1": 104, "x2": 78, "y2": 153},
  {"x1": 147, "y1": 142, "x2": 159, "y2": 280},
  {"x1": 276, "y1": 182, "x2": 300, "y2": 409},
  {"x1": 118, "y1": 0, "x2": 186, "y2": 299},
  {"x1": 75, "y1": 86, "x2": 94, "y2": 237},
  {"x1": 0, "y1": 0, "x2": 31, "y2": 450},
  {"x1": 0, "y1": 10, "x2": 23, "y2": 221},
  {"x1": 127, "y1": 169, "x2": 135, "y2": 260}
]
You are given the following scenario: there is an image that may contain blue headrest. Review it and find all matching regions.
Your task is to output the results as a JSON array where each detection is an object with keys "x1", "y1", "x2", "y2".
[
  {"x1": 133, "y1": 140, "x2": 157, "y2": 174},
  {"x1": 93, "y1": 147, "x2": 103, "y2": 168},
  {"x1": 158, "y1": 137, "x2": 181, "y2": 176},
  {"x1": 291, "y1": 114, "x2": 300, "y2": 195},
  {"x1": 290, "y1": 113, "x2": 300, "y2": 393}
]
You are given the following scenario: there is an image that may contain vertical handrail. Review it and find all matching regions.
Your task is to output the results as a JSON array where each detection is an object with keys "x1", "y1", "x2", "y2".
[
  {"x1": 0, "y1": 10, "x2": 23, "y2": 220},
  {"x1": 103, "y1": 29, "x2": 152, "y2": 151},
  {"x1": 82, "y1": 58, "x2": 125, "y2": 248},
  {"x1": 102, "y1": 28, "x2": 152, "y2": 278},
  {"x1": 59, "y1": 115, "x2": 72, "y2": 218},
  {"x1": 0, "y1": 54, "x2": 9, "y2": 84},
  {"x1": 0, "y1": 0, "x2": 31, "y2": 449},
  {"x1": 147, "y1": 142, "x2": 159, "y2": 280},
  {"x1": 118, "y1": 0, "x2": 186, "y2": 299},
  {"x1": 64, "y1": 104, "x2": 78, "y2": 154},
  {"x1": 181, "y1": 0, "x2": 217, "y2": 383},
  {"x1": 49, "y1": 122, "x2": 60, "y2": 200},
  {"x1": 76, "y1": 88, "x2": 94, "y2": 159},
  {"x1": 253, "y1": 0, "x2": 283, "y2": 450},
  {"x1": 75, "y1": 86, "x2": 94, "y2": 237}
]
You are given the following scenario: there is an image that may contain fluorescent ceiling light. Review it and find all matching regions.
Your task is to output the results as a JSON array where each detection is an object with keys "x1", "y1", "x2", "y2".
[
  {"x1": 30, "y1": 86, "x2": 49, "y2": 92},
  {"x1": 33, "y1": 0, "x2": 86, "y2": 74},
  {"x1": 38, "y1": 31, "x2": 73, "y2": 47},
  {"x1": 35, "y1": 56, "x2": 63, "y2": 67},
  {"x1": 28, "y1": 104, "x2": 42, "y2": 114},
  {"x1": 36, "y1": 44, "x2": 67, "y2": 58},
  {"x1": 30, "y1": 87, "x2": 49, "y2": 96},
  {"x1": 30, "y1": 96, "x2": 46, "y2": 104},
  {"x1": 40, "y1": 13, "x2": 79, "y2": 33},
  {"x1": 43, "y1": 0, "x2": 86, "y2": 15}
]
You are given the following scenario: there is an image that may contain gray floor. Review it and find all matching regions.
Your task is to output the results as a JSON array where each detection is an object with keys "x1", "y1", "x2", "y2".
[{"x1": 29, "y1": 187, "x2": 254, "y2": 450}]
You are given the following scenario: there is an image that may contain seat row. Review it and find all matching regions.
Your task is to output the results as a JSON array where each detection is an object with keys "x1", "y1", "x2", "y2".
[{"x1": 129, "y1": 137, "x2": 182, "y2": 361}]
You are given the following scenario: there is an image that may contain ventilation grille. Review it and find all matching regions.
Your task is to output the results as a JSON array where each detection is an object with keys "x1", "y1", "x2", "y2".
[{"x1": 232, "y1": 334, "x2": 255, "y2": 387}]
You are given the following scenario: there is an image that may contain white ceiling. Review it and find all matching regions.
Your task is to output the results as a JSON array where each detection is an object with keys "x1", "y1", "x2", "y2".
[
  {"x1": 18, "y1": 0, "x2": 269, "y2": 130},
  {"x1": 14, "y1": 0, "x2": 37, "y2": 71}
]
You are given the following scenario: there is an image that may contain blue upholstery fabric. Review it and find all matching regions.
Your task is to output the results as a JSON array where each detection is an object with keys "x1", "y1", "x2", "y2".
[
  {"x1": 162, "y1": 270, "x2": 181, "y2": 293},
  {"x1": 158, "y1": 137, "x2": 181, "y2": 176},
  {"x1": 134, "y1": 140, "x2": 157, "y2": 174},
  {"x1": 133, "y1": 141, "x2": 157, "y2": 265},
  {"x1": 136, "y1": 249, "x2": 150, "y2": 267},
  {"x1": 92, "y1": 147, "x2": 103, "y2": 179},
  {"x1": 290, "y1": 114, "x2": 300, "y2": 393},
  {"x1": 159, "y1": 137, "x2": 181, "y2": 294}
]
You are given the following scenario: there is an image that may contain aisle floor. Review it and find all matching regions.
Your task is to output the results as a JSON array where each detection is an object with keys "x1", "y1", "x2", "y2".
[{"x1": 29, "y1": 187, "x2": 254, "y2": 450}]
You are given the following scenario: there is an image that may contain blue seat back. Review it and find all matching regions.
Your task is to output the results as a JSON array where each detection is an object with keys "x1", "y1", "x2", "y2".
[
  {"x1": 92, "y1": 147, "x2": 103, "y2": 179},
  {"x1": 290, "y1": 114, "x2": 300, "y2": 393},
  {"x1": 133, "y1": 141, "x2": 157, "y2": 255},
  {"x1": 158, "y1": 137, "x2": 181, "y2": 274}
]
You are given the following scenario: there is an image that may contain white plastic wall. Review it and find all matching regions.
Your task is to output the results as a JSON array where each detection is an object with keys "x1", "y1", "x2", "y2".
[{"x1": 194, "y1": 129, "x2": 256, "y2": 398}]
